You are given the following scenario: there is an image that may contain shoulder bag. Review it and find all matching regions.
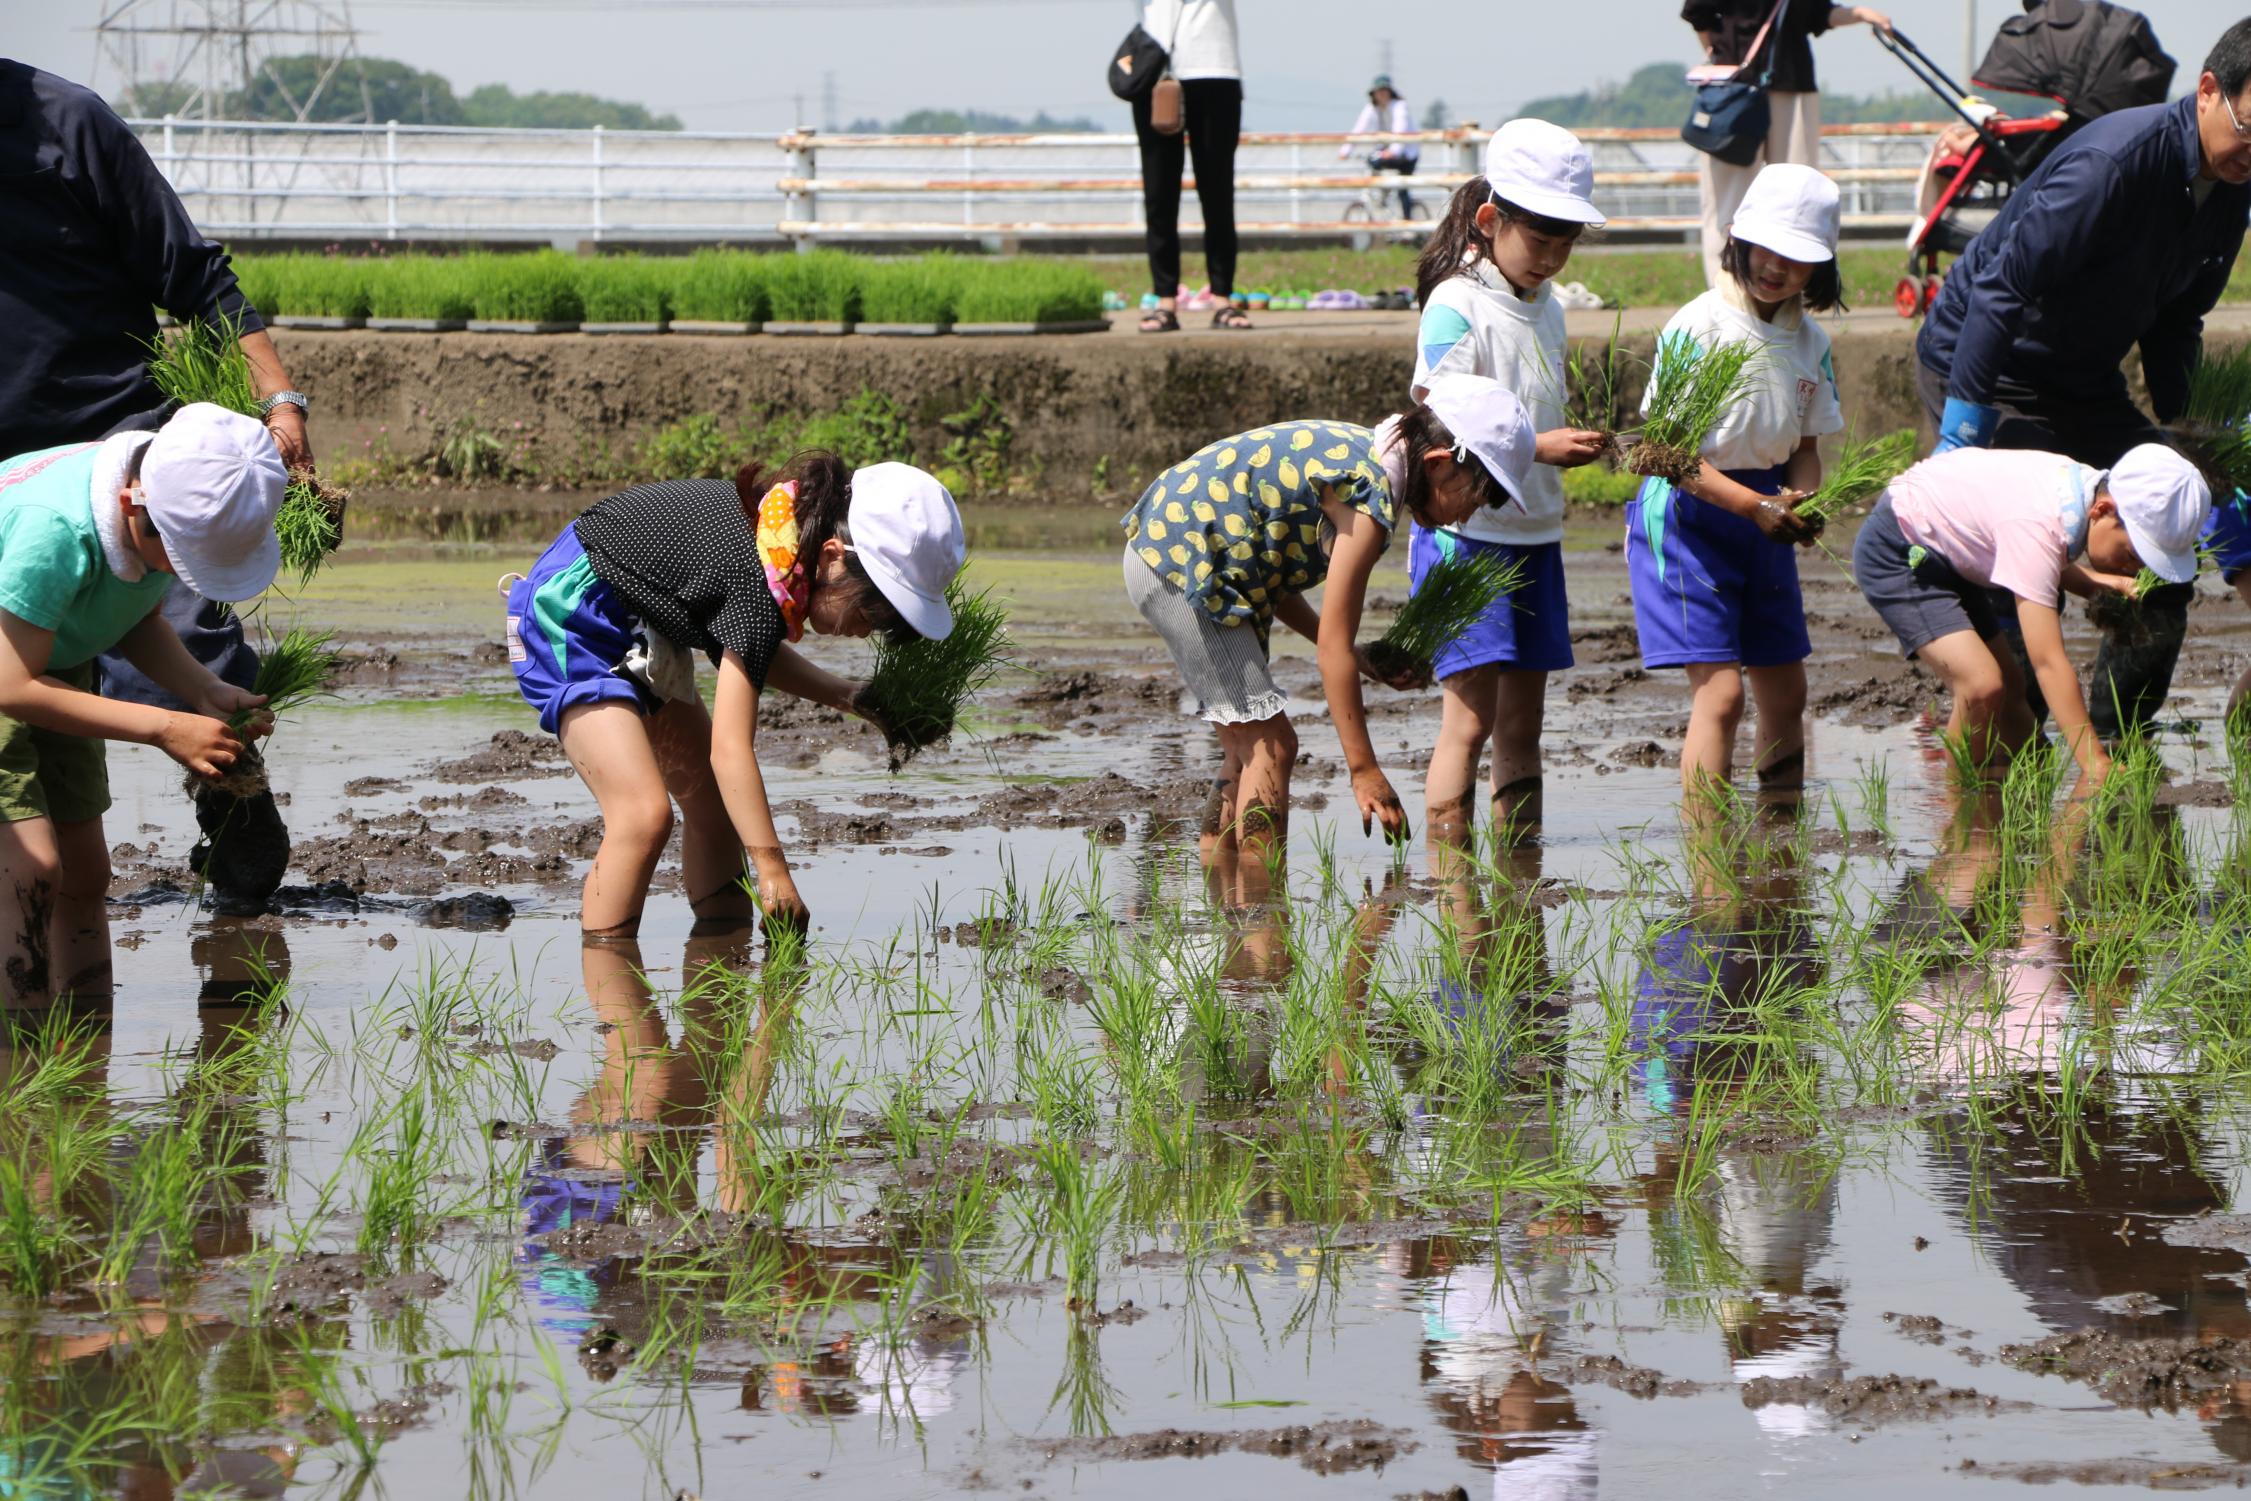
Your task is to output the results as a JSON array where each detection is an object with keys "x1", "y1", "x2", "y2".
[
  {"x1": 1681, "y1": 0, "x2": 1790, "y2": 167},
  {"x1": 1110, "y1": 5, "x2": 1187, "y2": 135}
]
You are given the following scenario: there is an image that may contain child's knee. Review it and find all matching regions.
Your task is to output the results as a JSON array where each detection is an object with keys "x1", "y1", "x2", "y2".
[
  {"x1": 54, "y1": 849, "x2": 110, "y2": 904},
  {"x1": 1248, "y1": 717, "x2": 1297, "y2": 766},
  {"x1": 1692, "y1": 669, "x2": 1746, "y2": 723},
  {"x1": 606, "y1": 794, "x2": 675, "y2": 854}
]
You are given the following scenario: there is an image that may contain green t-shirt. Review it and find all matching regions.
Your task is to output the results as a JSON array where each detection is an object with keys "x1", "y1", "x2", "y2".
[{"x1": 0, "y1": 443, "x2": 174, "y2": 669}]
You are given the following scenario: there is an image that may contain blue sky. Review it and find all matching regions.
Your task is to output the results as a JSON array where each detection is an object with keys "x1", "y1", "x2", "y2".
[{"x1": 14, "y1": 0, "x2": 2244, "y2": 133}]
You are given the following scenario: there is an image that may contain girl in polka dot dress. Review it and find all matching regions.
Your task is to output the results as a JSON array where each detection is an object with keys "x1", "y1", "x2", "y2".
[
  {"x1": 1120, "y1": 374, "x2": 1536, "y2": 875},
  {"x1": 505, "y1": 452, "x2": 964, "y2": 938}
]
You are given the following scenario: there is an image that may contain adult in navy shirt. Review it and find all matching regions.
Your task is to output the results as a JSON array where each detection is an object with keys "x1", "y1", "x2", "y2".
[
  {"x1": 0, "y1": 57, "x2": 320, "y2": 901},
  {"x1": 1917, "y1": 19, "x2": 2251, "y2": 741}
]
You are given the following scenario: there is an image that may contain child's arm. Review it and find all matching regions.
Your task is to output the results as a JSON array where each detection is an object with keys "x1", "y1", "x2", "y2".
[
  {"x1": 1272, "y1": 590, "x2": 1321, "y2": 645},
  {"x1": 111, "y1": 611, "x2": 270, "y2": 729},
  {"x1": 707, "y1": 649, "x2": 809, "y2": 933},
  {"x1": 1680, "y1": 461, "x2": 1819, "y2": 542},
  {"x1": 0, "y1": 610, "x2": 249, "y2": 779},
  {"x1": 2058, "y1": 562, "x2": 2138, "y2": 600},
  {"x1": 1316, "y1": 496, "x2": 1410, "y2": 841},
  {"x1": 764, "y1": 642, "x2": 878, "y2": 722},
  {"x1": 2017, "y1": 599, "x2": 2110, "y2": 783}
]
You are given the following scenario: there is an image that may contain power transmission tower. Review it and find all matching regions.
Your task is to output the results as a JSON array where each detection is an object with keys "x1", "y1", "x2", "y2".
[
  {"x1": 821, "y1": 69, "x2": 837, "y2": 132},
  {"x1": 1377, "y1": 38, "x2": 1393, "y2": 81},
  {"x1": 93, "y1": 0, "x2": 373, "y2": 122}
]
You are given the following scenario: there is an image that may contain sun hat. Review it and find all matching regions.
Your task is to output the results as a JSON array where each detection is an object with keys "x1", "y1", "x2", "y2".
[
  {"x1": 1419, "y1": 372, "x2": 1536, "y2": 508},
  {"x1": 137, "y1": 402, "x2": 286, "y2": 603},
  {"x1": 847, "y1": 462, "x2": 966, "y2": 640},
  {"x1": 1483, "y1": 119, "x2": 1605, "y2": 227},
  {"x1": 2104, "y1": 444, "x2": 2211, "y2": 584},
  {"x1": 1368, "y1": 74, "x2": 1395, "y2": 95},
  {"x1": 1730, "y1": 162, "x2": 1841, "y2": 264}
]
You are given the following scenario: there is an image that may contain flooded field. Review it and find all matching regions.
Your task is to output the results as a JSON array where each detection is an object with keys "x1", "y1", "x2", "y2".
[{"x1": 17, "y1": 503, "x2": 2251, "y2": 1498}]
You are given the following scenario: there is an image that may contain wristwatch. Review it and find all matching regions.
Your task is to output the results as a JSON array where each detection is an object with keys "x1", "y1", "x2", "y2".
[{"x1": 258, "y1": 391, "x2": 310, "y2": 417}]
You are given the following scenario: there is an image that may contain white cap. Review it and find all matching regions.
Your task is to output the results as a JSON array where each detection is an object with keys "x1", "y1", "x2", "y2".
[
  {"x1": 1420, "y1": 373, "x2": 1537, "y2": 509},
  {"x1": 139, "y1": 402, "x2": 286, "y2": 603},
  {"x1": 2105, "y1": 444, "x2": 2210, "y2": 583},
  {"x1": 1482, "y1": 119, "x2": 1605, "y2": 227},
  {"x1": 847, "y1": 462, "x2": 966, "y2": 640},
  {"x1": 1729, "y1": 162, "x2": 1841, "y2": 264}
]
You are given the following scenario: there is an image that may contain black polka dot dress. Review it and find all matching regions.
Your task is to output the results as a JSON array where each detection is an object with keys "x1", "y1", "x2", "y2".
[{"x1": 572, "y1": 478, "x2": 785, "y2": 688}]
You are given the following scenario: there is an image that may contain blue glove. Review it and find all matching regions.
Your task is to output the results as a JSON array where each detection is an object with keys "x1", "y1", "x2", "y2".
[{"x1": 1934, "y1": 397, "x2": 2001, "y2": 454}]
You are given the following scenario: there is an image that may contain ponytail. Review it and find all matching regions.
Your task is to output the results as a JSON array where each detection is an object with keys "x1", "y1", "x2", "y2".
[
  {"x1": 1414, "y1": 176, "x2": 1496, "y2": 307},
  {"x1": 734, "y1": 450, "x2": 918, "y2": 642}
]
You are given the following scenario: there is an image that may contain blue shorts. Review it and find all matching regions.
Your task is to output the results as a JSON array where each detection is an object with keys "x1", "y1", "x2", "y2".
[
  {"x1": 1625, "y1": 464, "x2": 1810, "y2": 669},
  {"x1": 506, "y1": 524, "x2": 657, "y2": 735},
  {"x1": 2205, "y1": 491, "x2": 2251, "y2": 584},
  {"x1": 1405, "y1": 527, "x2": 1573, "y2": 677}
]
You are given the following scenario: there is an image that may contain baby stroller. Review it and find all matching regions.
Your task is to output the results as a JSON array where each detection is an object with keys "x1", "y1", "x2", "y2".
[{"x1": 1880, "y1": 0, "x2": 2174, "y2": 317}]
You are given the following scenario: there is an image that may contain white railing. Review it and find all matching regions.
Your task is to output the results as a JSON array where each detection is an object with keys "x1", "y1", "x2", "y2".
[{"x1": 129, "y1": 117, "x2": 1951, "y2": 249}]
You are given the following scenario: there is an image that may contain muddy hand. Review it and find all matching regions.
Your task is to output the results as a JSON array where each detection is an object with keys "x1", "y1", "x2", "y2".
[
  {"x1": 1754, "y1": 497, "x2": 1816, "y2": 544},
  {"x1": 848, "y1": 683, "x2": 891, "y2": 742},
  {"x1": 156, "y1": 711, "x2": 246, "y2": 781},
  {"x1": 758, "y1": 870, "x2": 811, "y2": 937},
  {"x1": 203, "y1": 685, "x2": 273, "y2": 739},
  {"x1": 1354, "y1": 644, "x2": 1429, "y2": 692},
  {"x1": 1353, "y1": 767, "x2": 1411, "y2": 843},
  {"x1": 1535, "y1": 428, "x2": 1611, "y2": 469}
]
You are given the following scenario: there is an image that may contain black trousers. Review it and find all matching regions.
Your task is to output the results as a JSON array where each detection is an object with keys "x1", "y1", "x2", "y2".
[
  {"x1": 1132, "y1": 78, "x2": 1243, "y2": 301},
  {"x1": 1914, "y1": 359, "x2": 2188, "y2": 740}
]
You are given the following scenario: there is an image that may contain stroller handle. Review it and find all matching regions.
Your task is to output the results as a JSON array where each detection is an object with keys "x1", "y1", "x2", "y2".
[{"x1": 1878, "y1": 26, "x2": 2010, "y2": 151}]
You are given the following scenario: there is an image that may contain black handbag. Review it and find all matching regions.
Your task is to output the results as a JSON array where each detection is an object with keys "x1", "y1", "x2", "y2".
[
  {"x1": 1107, "y1": 24, "x2": 1169, "y2": 101},
  {"x1": 1681, "y1": 0, "x2": 1789, "y2": 166}
]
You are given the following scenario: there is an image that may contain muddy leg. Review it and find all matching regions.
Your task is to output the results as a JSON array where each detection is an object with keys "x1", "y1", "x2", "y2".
[
  {"x1": 1198, "y1": 740, "x2": 1244, "y2": 866},
  {"x1": 1426, "y1": 665, "x2": 1496, "y2": 845},
  {"x1": 0, "y1": 817, "x2": 61, "y2": 1011},
  {"x1": 1746, "y1": 663, "x2": 1808, "y2": 805},
  {"x1": 1487, "y1": 669, "x2": 1548, "y2": 835},
  {"x1": 558, "y1": 701, "x2": 673, "y2": 936},
  {"x1": 1220, "y1": 713, "x2": 1295, "y2": 878},
  {"x1": 646, "y1": 697, "x2": 759, "y2": 934},
  {"x1": 48, "y1": 818, "x2": 113, "y2": 1008},
  {"x1": 1917, "y1": 629, "x2": 2030, "y2": 773},
  {"x1": 1681, "y1": 662, "x2": 1747, "y2": 792}
]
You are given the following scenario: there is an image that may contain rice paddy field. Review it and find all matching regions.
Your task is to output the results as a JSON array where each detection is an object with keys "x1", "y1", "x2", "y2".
[{"x1": 18, "y1": 499, "x2": 2251, "y2": 1498}]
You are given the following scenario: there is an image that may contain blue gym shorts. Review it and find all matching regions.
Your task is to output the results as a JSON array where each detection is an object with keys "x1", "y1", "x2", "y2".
[
  {"x1": 1405, "y1": 525, "x2": 1574, "y2": 678},
  {"x1": 1625, "y1": 463, "x2": 1811, "y2": 669},
  {"x1": 2205, "y1": 490, "x2": 2251, "y2": 584},
  {"x1": 505, "y1": 524, "x2": 658, "y2": 735}
]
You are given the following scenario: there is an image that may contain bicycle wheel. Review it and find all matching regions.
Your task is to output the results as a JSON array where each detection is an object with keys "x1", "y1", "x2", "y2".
[{"x1": 1343, "y1": 199, "x2": 1374, "y2": 252}]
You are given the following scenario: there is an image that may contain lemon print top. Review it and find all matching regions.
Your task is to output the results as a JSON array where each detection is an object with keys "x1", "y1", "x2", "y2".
[{"x1": 1120, "y1": 419, "x2": 1397, "y2": 639}]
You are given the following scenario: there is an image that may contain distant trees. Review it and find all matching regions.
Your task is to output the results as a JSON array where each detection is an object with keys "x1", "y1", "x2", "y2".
[
  {"x1": 1516, "y1": 59, "x2": 1944, "y2": 127},
  {"x1": 843, "y1": 109, "x2": 1102, "y2": 134},
  {"x1": 116, "y1": 54, "x2": 680, "y2": 129}
]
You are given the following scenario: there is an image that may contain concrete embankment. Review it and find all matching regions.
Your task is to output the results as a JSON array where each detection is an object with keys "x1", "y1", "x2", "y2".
[{"x1": 273, "y1": 305, "x2": 2159, "y2": 504}]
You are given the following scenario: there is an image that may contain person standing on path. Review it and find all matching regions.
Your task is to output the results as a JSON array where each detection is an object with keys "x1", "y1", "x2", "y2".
[
  {"x1": 1682, "y1": 0, "x2": 1893, "y2": 288},
  {"x1": 0, "y1": 56, "x2": 322, "y2": 904},
  {"x1": 1132, "y1": 0, "x2": 1251, "y2": 332},
  {"x1": 1917, "y1": 18, "x2": 2251, "y2": 741}
]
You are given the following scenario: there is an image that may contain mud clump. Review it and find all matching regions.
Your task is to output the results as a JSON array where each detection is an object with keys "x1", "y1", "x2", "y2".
[
  {"x1": 431, "y1": 730, "x2": 571, "y2": 784},
  {"x1": 2001, "y1": 1328, "x2": 2251, "y2": 1408},
  {"x1": 1740, "y1": 1373, "x2": 2018, "y2": 1424},
  {"x1": 1036, "y1": 1420, "x2": 1413, "y2": 1474},
  {"x1": 1012, "y1": 671, "x2": 1181, "y2": 727},
  {"x1": 422, "y1": 892, "x2": 515, "y2": 930},
  {"x1": 1557, "y1": 1353, "x2": 1675, "y2": 1399},
  {"x1": 1811, "y1": 665, "x2": 1935, "y2": 728}
]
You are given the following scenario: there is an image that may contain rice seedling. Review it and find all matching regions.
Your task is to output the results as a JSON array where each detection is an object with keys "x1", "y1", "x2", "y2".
[
  {"x1": 467, "y1": 251, "x2": 585, "y2": 324},
  {"x1": 257, "y1": 253, "x2": 374, "y2": 320},
  {"x1": 143, "y1": 313, "x2": 346, "y2": 583},
  {"x1": 1366, "y1": 547, "x2": 1525, "y2": 681},
  {"x1": 1564, "y1": 313, "x2": 1631, "y2": 440},
  {"x1": 364, "y1": 253, "x2": 479, "y2": 321},
  {"x1": 577, "y1": 257, "x2": 672, "y2": 324},
  {"x1": 765, "y1": 249, "x2": 865, "y2": 323},
  {"x1": 1793, "y1": 428, "x2": 1918, "y2": 526},
  {"x1": 860, "y1": 255, "x2": 963, "y2": 325},
  {"x1": 1624, "y1": 334, "x2": 1761, "y2": 485},
  {"x1": 226, "y1": 627, "x2": 339, "y2": 734},
  {"x1": 953, "y1": 259, "x2": 1106, "y2": 323},
  {"x1": 861, "y1": 574, "x2": 1011, "y2": 766},
  {"x1": 667, "y1": 249, "x2": 771, "y2": 323},
  {"x1": 2188, "y1": 343, "x2": 2251, "y2": 429}
]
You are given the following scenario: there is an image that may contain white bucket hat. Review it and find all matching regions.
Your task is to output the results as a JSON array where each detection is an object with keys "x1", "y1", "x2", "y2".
[
  {"x1": 1420, "y1": 372, "x2": 1537, "y2": 509},
  {"x1": 847, "y1": 462, "x2": 966, "y2": 640},
  {"x1": 2105, "y1": 444, "x2": 2210, "y2": 583},
  {"x1": 1730, "y1": 162, "x2": 1841, "y2": 264},
  {"x1": 138, "y1": 402, "x2": 286, "y2": 603},
  {"x1": 1483, "y1": 119, "x2": 1605, "y2": 227}
]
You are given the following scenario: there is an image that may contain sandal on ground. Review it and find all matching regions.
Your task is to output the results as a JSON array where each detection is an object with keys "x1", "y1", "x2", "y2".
[
  {"x1": 1211, "y1": 305, "x2": 1253, "y2": 331},
  {"x1": 1139, "y1": 308, "x2": 1180, "y2": 333}
]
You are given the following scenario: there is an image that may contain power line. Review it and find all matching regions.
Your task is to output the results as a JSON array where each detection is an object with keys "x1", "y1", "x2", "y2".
[{"x1": 356, "y1": 0, "x2": 1115, "y2": 9}]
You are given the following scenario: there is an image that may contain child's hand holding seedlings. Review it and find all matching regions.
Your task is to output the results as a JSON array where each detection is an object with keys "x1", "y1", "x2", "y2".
[
  {"x1": 1354, "y1": 643, "x2": 1430, "y2": 691},
  {"x1": 1535, "y1": 428, "x2": 1610, "y2": 468},
  {"x1": 1750, "y1": 492, "x2": 1820, "y2": 544}
]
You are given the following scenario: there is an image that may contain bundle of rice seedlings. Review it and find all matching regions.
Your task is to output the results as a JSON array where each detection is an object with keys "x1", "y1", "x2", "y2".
[
  {"x1": 1793, "y1": 428, "x2": 1918, "y2": 526},
  {"x1": 1623, "y1": 333, "x2": 1760, "y2": 485},
  {"x1": 142, "y1": 315, "x2": 346, "y2": 585},
  {"x1": 211, "y1": 627, "x2": 339, "y2": 798},
  {"x1": 1366, "y1": 548, "x2": 1525, "y2": 682},
  {"x1": 861, "y1": 577, "x2": 1010, "y2": 768},
  {"x1": 668, "y1": 249, "x2": 771, "y2": 323},
  {"x1": 2187, "y1": 344, "x2": 2251, "y2": 429}
]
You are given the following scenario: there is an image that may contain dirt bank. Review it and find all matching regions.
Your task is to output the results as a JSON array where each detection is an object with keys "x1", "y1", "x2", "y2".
[{"x1": 274, "y1": 316, "x2": 1930, "y2": 503}]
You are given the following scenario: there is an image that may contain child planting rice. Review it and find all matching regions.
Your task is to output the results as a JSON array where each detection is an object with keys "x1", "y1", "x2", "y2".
[
  {"x1": 1851, "y1": 443, "x2": 2209, "y2": 787},
  {"x1": 0, "y1": 404, "x2": 284, "y2": 1010},
  {"x1": 1410, "y1": 119, "x2": 1610, "y2": 837},
  {"x1": 505, "y1": 452, "x2": 963, "y2": 938},
  {"x1": 1120, "y1": 373, "x2": 1535, "y2": 873},
  {"x1": 1624, "y1": 163, "x2": 1844, "y2": 796}
]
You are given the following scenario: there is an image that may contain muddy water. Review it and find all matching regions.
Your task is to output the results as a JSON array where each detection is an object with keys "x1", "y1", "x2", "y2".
[{"x1": 27, "y1": 510, "x2": 2251, "y2": 1498}]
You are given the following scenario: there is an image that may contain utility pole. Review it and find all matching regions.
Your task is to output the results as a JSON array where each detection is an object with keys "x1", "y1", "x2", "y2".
[
  {"x1": 821, "y1": 70, "x2": 837, "y2": 133},
  {"x1": 1963, "y1": 0, "x2": 1978, "y2": 83},
  {"x1": 1378, "y1": 37, "x2": 1394, "y2": 81}
]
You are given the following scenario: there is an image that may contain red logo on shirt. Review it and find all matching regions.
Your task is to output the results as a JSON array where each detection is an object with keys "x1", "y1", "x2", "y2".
[
  {"x1": 0, "y1": 444, "x2": 97, "y2": 495},
  {"x1": 1794, "y1": 378, "x2": 1817, "y2": 418}
]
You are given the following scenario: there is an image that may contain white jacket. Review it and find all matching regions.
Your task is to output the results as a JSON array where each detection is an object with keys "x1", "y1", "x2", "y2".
[{"x1": 1140, "y1": 0, "x2": 1241, "y2": 80}]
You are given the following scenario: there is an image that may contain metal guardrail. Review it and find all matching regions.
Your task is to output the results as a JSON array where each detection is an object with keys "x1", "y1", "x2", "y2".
[{"x1": 129, "y1": 117, "x2": 1955, "y2": 249}]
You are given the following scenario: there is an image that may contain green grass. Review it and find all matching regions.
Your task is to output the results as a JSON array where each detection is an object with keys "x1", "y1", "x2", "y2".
[{"x1": 862, "y1": 574, "x2": 1010, "y2": 764}]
